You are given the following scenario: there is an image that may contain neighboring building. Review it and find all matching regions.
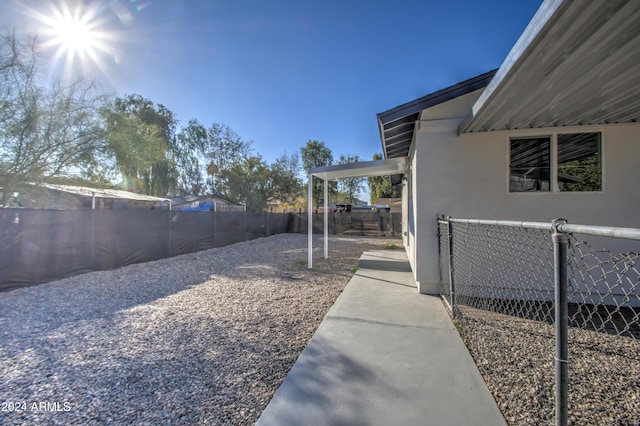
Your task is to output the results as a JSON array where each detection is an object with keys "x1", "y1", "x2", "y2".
[
  {"x1": 13, "y1": 183, "x2": 171, "y2": 210},
  {"x1": 374, "y1": 198, "x2": 402, "y2": 214},
  {"x1": 170, "y1": 195, "x2": 245, "y2": 212},
  {"x1": 376, "y1": 0, "x2": 640, "y2": 294}
]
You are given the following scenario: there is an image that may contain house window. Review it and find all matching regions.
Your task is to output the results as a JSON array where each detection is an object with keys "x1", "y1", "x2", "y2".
[
  {"x1": 557, "y1": 133, "x2": 601, "y2": 192},
  {"x1": 509, "y1": 132, "x2": 602, "y2": 193},
  {"x1": 509, "y1": 136, "x2": 551, "y2": 192}
]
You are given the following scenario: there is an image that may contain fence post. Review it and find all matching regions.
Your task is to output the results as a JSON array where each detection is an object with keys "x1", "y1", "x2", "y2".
[
  {"x1": 552, "y1": 218, "x2": 569, "y2": 426},
  {"x1": 168, "y1": 210, "x2": 173, "y2": 256},
  {"x1": 447, "y1": 216, "x2": 456, "y2": 318},
  {"x1": 90, "y1": 209, "x2": 96, "y2": 270}
]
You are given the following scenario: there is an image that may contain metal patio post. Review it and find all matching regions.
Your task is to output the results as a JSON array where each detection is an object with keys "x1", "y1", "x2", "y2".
[
  {"x1": 552, "y1": 218, "x2": 569, "y2": 426},
  {"x1": 323, "y1": 178, "x2": 328, "y2": 259},
  {"x1": 308, "y1": 174, "x2": 313, "y2": 269}
]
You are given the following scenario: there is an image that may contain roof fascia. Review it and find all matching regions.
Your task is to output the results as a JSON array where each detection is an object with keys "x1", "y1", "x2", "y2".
[
  {"x1": 377, "y1": 69, "x2": 498, "y2": 125},
  {"x1": 377, "y1": 70, "x2": 497, "y2": 158}
]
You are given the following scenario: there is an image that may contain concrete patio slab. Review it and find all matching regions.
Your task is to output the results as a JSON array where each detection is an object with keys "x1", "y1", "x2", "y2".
[{"x1": 256, "y1": 249, "x2": 506, "y2": 426}]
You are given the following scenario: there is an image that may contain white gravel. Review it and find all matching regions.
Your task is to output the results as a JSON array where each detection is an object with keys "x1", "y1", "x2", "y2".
[{"x1": 0, "y1": 233, "x2": 400, "y2": 425}]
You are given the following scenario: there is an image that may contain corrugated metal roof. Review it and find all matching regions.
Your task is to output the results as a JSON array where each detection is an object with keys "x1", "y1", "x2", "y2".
[
  {"x1": 37, "y1": 183, "x2": 171, "y2": 203},
  {"x1": 461, "y1": 0, "x2": 640, "y2": 133}
]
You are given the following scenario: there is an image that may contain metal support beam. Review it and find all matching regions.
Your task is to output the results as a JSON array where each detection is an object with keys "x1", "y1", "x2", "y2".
[
  {"x1": 307, "y1": 174, "x2": 313, "y2": 269},
  {"x1": 324, "y1": 178, "x2": 328, "y2": 259}
]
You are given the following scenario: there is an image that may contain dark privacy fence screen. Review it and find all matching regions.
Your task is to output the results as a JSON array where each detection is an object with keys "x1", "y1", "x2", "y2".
[{"x1": 0, "y1": 209, "x2": 292, "y2": 291}]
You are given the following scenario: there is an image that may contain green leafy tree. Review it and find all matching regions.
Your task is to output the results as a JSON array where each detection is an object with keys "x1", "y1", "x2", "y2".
[
  {"x1": 368, "y1": 153, "x2": 400, "y2": 203},
  {"x1": 218, "y1": 155, "x2": 270, "y2": 212},
  {"x1": 269, "y1": 152, "x2": 302, "y2": 207},
  {"x1": 204, "y1": 122, "x2": 252, "y2": 195},
  {"x1": 337, "y1": 154, "x2": 365, "y2": 205},
  {"x1": 0, "y1": 29, "x2": 107, "y2": 205},
  {"x1": 104, "y1": 94, "x2": 178, "y2": 196},
  {"x1": 300, "y1": 140, "x2": 335, "y2": 208},
  {"x1": 217, "y1": 153, "x2": 303, "y2": 212},
  {"x1": 175, "y1": 119, "x2": 208, "y2": 195},
  {"x1": 102, "y1": 107, "x2": 168, "y2": 193}
]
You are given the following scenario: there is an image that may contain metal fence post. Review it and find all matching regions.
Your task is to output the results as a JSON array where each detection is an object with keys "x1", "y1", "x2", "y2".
[
  {"x1": 447, "y1": 216, "x2": 456, "y2": 318},
  {"x1": 552, "y1": 218, "x2": 569, "y2": 426},
  {"x1": 168, "y1": 210, "x2": 173, "y2": 256}
]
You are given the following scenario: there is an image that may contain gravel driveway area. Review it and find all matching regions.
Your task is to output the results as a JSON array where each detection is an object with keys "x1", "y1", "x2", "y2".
[{"x1": 0, "y1": 234, "x2": 400, "y2": 425}]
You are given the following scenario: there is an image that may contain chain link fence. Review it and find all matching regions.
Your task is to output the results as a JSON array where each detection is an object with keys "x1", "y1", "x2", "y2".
[{"x1": 438, "y1": 216, "x2": 640, "y2": 425}]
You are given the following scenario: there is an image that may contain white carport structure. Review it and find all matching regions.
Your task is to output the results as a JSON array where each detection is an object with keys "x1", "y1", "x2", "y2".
[{"x1": 307, "y1": 156, "x2": 408, "y2": 268}]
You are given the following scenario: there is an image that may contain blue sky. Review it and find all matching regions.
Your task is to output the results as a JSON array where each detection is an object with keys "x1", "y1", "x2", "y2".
[{"x1": 2, "y1": 0, "x2": 541, "y2": 169}]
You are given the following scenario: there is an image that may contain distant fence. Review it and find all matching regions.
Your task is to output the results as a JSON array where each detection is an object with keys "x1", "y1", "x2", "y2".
[
  {"x1": 287, "y1": 210, "x2": 402, "y2": 236},
  {"x1": 0, "y1": 209, "x2": 291, "y2": 291},
  {"x1": 437, "y1": 216, "x2": 640, "y2": 425},
  {"x1": 0, "y1": 208, "x2": 401, "y2": 291}
]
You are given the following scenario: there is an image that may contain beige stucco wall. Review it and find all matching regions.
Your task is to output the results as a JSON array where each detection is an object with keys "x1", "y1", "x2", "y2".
[{"x1": 407, "y1": 120, "x2": 640, "y2": 294}]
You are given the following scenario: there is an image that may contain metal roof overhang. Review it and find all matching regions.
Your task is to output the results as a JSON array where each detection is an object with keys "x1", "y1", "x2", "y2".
[
  {"x1": 308, "y1": 157, "x2": 408, "y2": 180},
  {"x1": 460, "y1": 0, "x2": 640, "y2": 133},
  {"x1": 377, "y1": 71, "x2": 497, "y2": 163}
]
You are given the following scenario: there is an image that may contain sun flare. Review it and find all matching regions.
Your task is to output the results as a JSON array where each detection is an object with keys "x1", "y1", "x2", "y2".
[
  {"x1": 20, "y1": 1, "x2": 120, "y2": 80},
  {"x1": 49, "y1": 12, "x2": 97, "y2": 57}
]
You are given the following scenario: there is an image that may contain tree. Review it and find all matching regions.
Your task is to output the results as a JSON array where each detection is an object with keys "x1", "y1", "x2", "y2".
[
  {"x1": 174, "y1": 119, "x2": 208, "y2": 195},
  {"x1": 203, "y1": 122, "x2": 252, "y2": 195},
  {"x1": 216, "y1": 153, "x2": 303, "y2": 212},
  {"x1": 218, "y1": 155, "x2": 270, "y2": 212},
  {"x1": 104, "y1": 94, "x2": 178, "y2": 196},
  {"x1": 268, "y1": 152, "x2": 302, "y2": 207},
  {"x1": 0, "y1": 29, "x2": 107, "y2": 205},
  {"x1": 102, "y1": 107, "x2": 168, "y2": 194},
  {"x1": 300, "y1": 140, "x2": 335, "y2": 208},
  {"x1": 368, "y1": 153, "x2": 401, "y2": 203},
  {"x1": 337, "y1": 154, "x2": 365, "y2": 205}
]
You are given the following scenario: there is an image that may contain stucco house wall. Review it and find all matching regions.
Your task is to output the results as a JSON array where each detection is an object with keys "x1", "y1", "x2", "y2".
[{"x1": 408, "y1": 119, "x2": 640, "y2": 294}]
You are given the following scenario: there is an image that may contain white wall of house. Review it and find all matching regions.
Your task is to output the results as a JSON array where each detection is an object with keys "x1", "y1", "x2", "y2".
[{"x1": 407, "y1": 118, "x2": 640, "y2": 294}]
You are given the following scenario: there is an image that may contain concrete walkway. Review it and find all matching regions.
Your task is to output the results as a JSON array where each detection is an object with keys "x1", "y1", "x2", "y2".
[{"x1": 256, "y1": 249, "x2": 506, "y2": 426}]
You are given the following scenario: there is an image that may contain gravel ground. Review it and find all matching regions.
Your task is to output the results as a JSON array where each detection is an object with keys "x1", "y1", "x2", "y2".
[
  {"x1": 458, "y1": 306, "x2": 640, "y2": 426},
  {"x1": 0, "y1": 233, "x2": 400, "y2": 425}
]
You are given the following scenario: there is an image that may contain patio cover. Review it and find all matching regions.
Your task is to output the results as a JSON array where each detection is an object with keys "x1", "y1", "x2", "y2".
[{"x1": 306, "y1": 157, "x2": 408, "y2": 268}]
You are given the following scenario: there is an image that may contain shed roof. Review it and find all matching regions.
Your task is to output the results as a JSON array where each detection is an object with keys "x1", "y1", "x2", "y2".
[{"x1": 37, "y1": 183, "x2": 171, "y2": 203}]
